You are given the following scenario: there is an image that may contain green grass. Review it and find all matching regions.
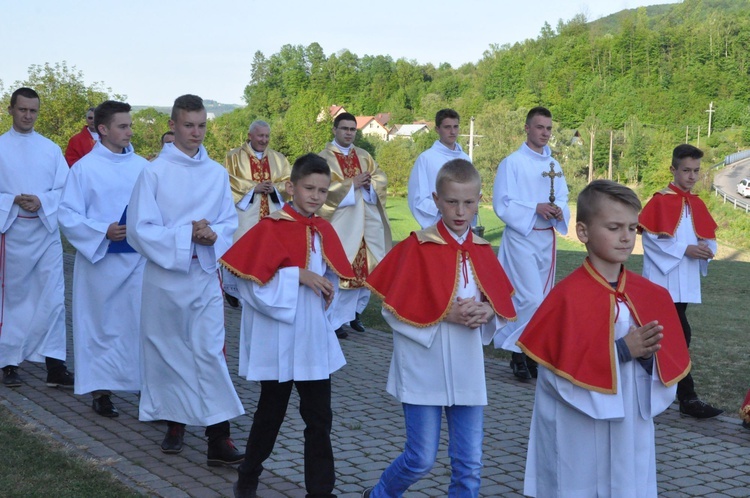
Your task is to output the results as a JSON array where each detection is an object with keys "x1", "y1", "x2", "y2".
[{"x1": 0, "y1": 407, "x2": 142, "y2": 497}]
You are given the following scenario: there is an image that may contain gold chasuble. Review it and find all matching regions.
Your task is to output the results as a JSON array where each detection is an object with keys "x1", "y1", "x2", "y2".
[
  {"x1": 318, "y1": 143, "x2": 392, "y2": 289},
  {"x1": 225, "y1": 143, "x2": 291, "y2": 240}
]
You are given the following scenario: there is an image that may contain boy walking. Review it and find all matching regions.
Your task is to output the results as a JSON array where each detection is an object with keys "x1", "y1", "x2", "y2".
[
  {"x1": 221, "y1": 153, "x2": 355, "y2": 498},
  {"x1": 127, "y1": 94, "x2": 244, "y2": 465},
  {"x1": 639, "y1": 144, "x2": 722, "y2": 418},
  {"x1": 518, "y1": 180, "x2": 691, "y2": 497},
  {"x1": 363, "y1": 159, "x2": 516, "y2": 497},
  {"x1": 59, "y1": 100, "x2": 147, "y2": 417}
]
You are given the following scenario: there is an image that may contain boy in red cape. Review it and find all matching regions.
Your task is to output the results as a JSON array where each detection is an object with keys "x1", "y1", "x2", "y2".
[
  {"x1": 639, "y1": 143, "x2": 722, "y2": 419},
  {"x1": 518, "y1": 180, "x2": 691, "y2": 498},
  {"x1": 362, "y1": 159, "x2": 516, "y2": 498},
  {"x1": 222, "y1": 153, "x2": 355, "y2": 498}
]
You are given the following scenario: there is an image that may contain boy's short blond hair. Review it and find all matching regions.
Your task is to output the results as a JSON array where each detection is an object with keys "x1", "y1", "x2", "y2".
[
  {"x1": 577, "y1": 180, "x2": 641, "y2": 224},
  {"x1": 435, "y1": 159, "x2": 480, "y2": 195}
]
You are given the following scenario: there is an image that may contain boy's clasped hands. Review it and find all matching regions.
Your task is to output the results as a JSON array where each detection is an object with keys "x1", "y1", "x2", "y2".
[{"x1": 446, "y1": 297, "x2": 494, "y2": 329}]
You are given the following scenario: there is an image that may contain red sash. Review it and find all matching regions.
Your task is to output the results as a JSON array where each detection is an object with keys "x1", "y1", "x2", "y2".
[
  {"x1": 518, "y1": 259, "x2": 691, "y2": 393},
  {"x1": 366, "y1": 220, "x2": 516, "y2": 327},
  {"x1": 638, "y1": 183, "x2": 717, "y2": 239},
  {"x1": 220, "y1": 204, "x2": 354, "y2": 284}
]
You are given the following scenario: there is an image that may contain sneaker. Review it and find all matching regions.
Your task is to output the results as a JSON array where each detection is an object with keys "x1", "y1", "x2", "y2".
[
  {"x1": 679, "y1": 398, "x2": 724, "y2": 419},
  {"x1": 161, "y1": 423, "x2": 185, "y2": 454},
  {"x1": 46, "y1": 368, "x2": 74, "y2": 389},
  {"x1": 362, "y1": 487, "x2": 373, "y2": 498},
  {"x1": 207, "y1": 437, "x2": 244, "y2": 467},
  {"x1": 2, "y1": 366, "x2": 21, "y2": 388},
  {"x1": 92, "y1": 395, "x2": 119, "y2": 418},
  {"x1": 349, "y1": 313, "x2": 366, "y2": 332},
  {"x1": 335, "y1": 327, "x2": 349, "y2": 339},
  {"x1": 233, "y1": 481, "x2": 257, "y2": 498}
]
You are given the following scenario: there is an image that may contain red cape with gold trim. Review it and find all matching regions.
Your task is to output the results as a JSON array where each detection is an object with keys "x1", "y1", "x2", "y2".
[
  {"x1": 365, "y1": 220, "x2": 516, "y2": 327},
  {"x1": 517, "y1": 259, "x2": 691, "y2": 394},
  {"x1": 638, "y1": 183, "x2": 717, "y2": 239},
  {"x1": 220, "y1": 203, "x2": 354, "y2": 284}
]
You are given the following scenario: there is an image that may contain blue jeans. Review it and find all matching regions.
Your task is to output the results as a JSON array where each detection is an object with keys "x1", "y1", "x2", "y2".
[{"x1": 371, "y1": 403, "x2": 483, "y2": 498}]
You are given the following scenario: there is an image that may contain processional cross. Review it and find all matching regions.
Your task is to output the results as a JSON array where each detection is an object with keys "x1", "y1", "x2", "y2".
[{"x1": 542, "y1": 161, "x2": 563, "y2": 207}]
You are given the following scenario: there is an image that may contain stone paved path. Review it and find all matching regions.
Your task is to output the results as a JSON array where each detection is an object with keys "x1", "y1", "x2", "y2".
[{"x1": 2, "y1": 254, "x2": 750, "y2": 497}]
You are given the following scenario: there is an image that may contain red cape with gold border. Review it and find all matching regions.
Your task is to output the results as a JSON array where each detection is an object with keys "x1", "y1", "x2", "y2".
[
  {"x1": 638, "y1": 183, "x2": 717, "y2": 239},
  {"x1": 365, "y1": 220, "x2": 516, "y2": 327},
  {"x1": 517, "y1": 259, "x2": 691, "y2": 394},
  {"x1": 220, "y1": 203, "x2": 354, "y2": 284}
]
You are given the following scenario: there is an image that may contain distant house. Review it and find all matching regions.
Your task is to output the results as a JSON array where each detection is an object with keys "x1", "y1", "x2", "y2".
[
  {"x1": 387, "y1": 123, "x2": 430, "y2": 141},
  {"x1": 374, "y1": 113, "x2": 391, "y2": 128},
  {"x1": 317, "y1": 105, "x2": 349, "y2": 123},
  {"x1": 357, "y1": 116, "x2": 390, "y2": 141}
]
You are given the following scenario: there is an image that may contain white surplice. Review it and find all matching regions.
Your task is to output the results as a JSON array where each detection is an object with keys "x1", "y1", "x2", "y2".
[
  {"x1": 236, "y1": 230, "x2": 346, "y2": 382},
  {"x1": 126, "y1": 143, "x2": 244, "y2": 426},
  {"x1": 641, "y1": 206, "x2": 717, "y2": 303},
  {"x1": 492, "y1": 142, "x2": 570, "y2": 352},
  {"x1": 0, "y1": 128, "x2": 68, "y2": 366},
  {"x1": 384, "y1": 228, "x2": 504, "y2": 406},
  {"x1": 407, "y1": 140, "x2": 471, "y2": 229},
  {"x1": 524, "y1": 305, "x2": 675, "y2": 498},
  {"x1": 58, "y1": 142, "x2": 147, "y2": 395}
]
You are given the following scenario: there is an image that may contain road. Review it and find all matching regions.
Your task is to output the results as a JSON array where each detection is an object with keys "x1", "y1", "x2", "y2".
[{"x1": 714, "y1": 157, "x2": 750, "y2": 201}]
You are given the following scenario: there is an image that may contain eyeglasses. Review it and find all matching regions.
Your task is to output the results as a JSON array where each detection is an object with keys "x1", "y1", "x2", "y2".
[{"x1": 86, "y1": 116, "x2": 94, "y2": 120}]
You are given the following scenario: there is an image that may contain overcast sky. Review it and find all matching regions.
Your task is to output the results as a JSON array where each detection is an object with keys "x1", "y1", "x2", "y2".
[{"x1": 1, "y1": 0, "x2": 681, "y2": 106}]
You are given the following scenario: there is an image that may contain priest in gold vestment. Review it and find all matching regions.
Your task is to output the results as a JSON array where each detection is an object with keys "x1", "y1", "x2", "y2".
[
  {"x1": 318, "y1": 113, "x2": 392, "y2": 337},
  {"x1": 223, "y1": 120, "x2": 291, "y2": 304}
]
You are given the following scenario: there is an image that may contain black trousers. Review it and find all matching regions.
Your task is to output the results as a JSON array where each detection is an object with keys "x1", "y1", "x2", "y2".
[
  {"x1": 675, "y1": 302, "x2": 697, "y2": 402},
  {"x1": 238, "y1": 379, "x2": 335, "y2": 498}
]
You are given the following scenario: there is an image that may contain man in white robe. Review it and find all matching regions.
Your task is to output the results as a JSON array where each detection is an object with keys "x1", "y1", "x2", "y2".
[
  {"x1": 222, "y1": 120, "x2": 290, "y2": 305},
  {"x1": 318, "y1": 112, "x2": 392, "y2": 338},
  {"x1": 492, "y1": 106, "x2": 570, "y2": 380},
  {"x1": 126, "y1": 94, "x2": 244, "y2": 466},
  {"x1": 407, "y1": 108, "x2": 471, "y2": 228},
  {"x1": 0, "y1": 87, "x2": 73, "y2": 389},
  {"x1": 59, "y1": 101, "x2": 147, "y2": 417}
]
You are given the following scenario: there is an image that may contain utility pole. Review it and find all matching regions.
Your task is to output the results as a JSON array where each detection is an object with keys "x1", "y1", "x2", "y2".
[
  {"x1": 697, "y1": 125, "x2": 701, "y2": 148},
  {"x1": 706, "y1": 102, "x2": 715, "y2": 137},
  {"x1": 459, "y1": 116, "x2": 484, "y2": 162},
  {"x1": 588, "y1": 130, "x2": 595, "y2": 183},
  {"x1": 686, "y1": 126, "x2": 689, "y2": 144},
  {"x1": 608, "y1": 130, "x2": 613, "y2": 180}
]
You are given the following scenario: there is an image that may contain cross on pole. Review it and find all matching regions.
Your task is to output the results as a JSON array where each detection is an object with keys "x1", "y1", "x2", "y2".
[{"x1": 542, "y1": 161, "x2": 563, "y2": 207}]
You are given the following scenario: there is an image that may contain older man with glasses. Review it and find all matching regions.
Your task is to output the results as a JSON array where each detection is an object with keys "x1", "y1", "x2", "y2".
[{"x1": 65, "y1": 106, "x2": 99, "y2": 167}]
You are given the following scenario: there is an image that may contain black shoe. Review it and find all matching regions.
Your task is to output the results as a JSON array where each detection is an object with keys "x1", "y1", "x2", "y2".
[
  {"x1": 161, "y1": 423, "x2": 185, "y2": 454},
  {"x1": 527, "y1": 359, "x2": 538, "y2": 379},
  {"x1": 225, "y1": 293, "x2": 240, "y2": 308},
  {"x1": 510, "y1": 359, "x2": 532, "y2": 380},
  {"x1": 349, "y1": 313, "x2": 366, "y2": 332},
  {"x1": 679, "y1": 399, "x2": 724, "y2": 419},
  {"x1": 233, "y1": 481, "x2": 257, "y2": 498},
  {"x1": 2, "y1": 366, "x2": 21, "y2": 388},
  {"x1": 335, "y1": 327, "x2": 349, "y2": 339},
  {"x1": 92, "y1": 395, "x2": 119, "y2": 418},
  {"x1": 46, "y1": 368, "x2": 74, "y2": 389},
  {"x1": 207, "y1": 437, "x2": 244, "y2": 467},
  {"x1": 362, "y1": 487, "x2": 373, "y2": 498}
]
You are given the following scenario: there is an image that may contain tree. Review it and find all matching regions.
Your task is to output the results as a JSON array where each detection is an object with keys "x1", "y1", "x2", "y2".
[
  {"x1": 0, "y1": 62, "x2": 116, "y2": 149},
  {"x1": 130, "y1": 108, "x2": 171, "y2": 159},
  {"x1": 280, "y1": 89, "x2": 331, "y2": 159}
]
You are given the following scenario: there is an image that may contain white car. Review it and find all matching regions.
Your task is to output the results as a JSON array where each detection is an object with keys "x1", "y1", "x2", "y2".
[{"x1": 738, "y1": 178, "x2": 750, "y2": 198}]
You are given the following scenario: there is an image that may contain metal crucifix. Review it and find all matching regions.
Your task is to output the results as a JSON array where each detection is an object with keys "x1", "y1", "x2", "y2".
[{"x1": 542, "y1": 161, "x2": 563, "y2": 207}]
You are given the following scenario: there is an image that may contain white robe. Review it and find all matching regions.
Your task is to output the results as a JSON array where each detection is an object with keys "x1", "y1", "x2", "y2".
[
  {"x1": 58, "y1": 142, "x2": 147, "y2": 395},
  {"x1": 236, "y1": 231, "x2": 345, "y2": 382},
  {"x1": 492, "y1": 142, "x2": 570, "y2": 352},
  {"x1": 641, "y1": 206, "x2": 716, "y2": 304},
  {"x1": 524, "y1": 306, "x2": 676, "y2": 498},
  {"x1": 127, "y1": 143, "x2": 244, "y2": 426},
  {"x1": 0, "y1": 128, "x2": 68, "y2": 366},
  {"x1": 385, "y1": 246, "x2": 504, "y2": 406},
  {"x1": 407, "y1": 140, "x2": 471, "y2": 229}
]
